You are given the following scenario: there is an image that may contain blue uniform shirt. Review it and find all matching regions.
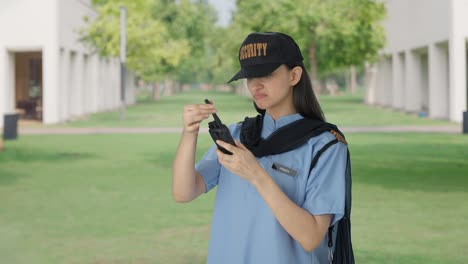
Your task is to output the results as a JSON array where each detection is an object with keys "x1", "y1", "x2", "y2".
[{"x1": 195, "y1": 113, "x2": 347, "y2": 264}]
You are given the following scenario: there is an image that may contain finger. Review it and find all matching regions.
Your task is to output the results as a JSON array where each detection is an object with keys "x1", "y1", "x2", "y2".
[
  {"x1": 234, "y1": 140, "x2": 248, "y2": 150},
  {"x1": 198, "y1": 104, "x2": 216, "y2": 110},
  {"x1": 184, "y1": 104, "x2": 216, "y2": 113},
  {"x1": 234, "y1": 140, "x2": 246, "y2": 149},
  {"x1": 186, "y1": 113, "x2": 210, "y2": 122},
  {"x1": 198, "y1": 109, "x2": 217, "y2": 115},
  {"x1": 184, "y1": 104, "x2": 198, "y2": 112},
  {"x1": 216, "y1": 140, "x2": 237, "y2": 154},
  {"x1": 216, "y1": 148, "x2": 228, "y2": 163}
]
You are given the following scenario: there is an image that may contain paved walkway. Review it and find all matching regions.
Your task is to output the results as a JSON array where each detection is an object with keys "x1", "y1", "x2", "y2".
[{"x1": 18, "y1": 125, "x2": 462, "y2": 135}]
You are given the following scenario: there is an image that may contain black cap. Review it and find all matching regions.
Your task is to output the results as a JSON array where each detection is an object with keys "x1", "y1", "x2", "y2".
[{"x1": 228, "y1": 32, "x2": 304, "y2": 83}]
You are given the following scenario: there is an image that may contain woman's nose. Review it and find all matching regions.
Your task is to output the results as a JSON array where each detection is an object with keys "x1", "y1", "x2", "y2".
[{"x1": 248, "y1": 78, "x2": 263, "y2": 89}]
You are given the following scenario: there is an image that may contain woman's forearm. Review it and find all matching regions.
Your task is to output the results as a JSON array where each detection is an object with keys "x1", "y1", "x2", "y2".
[
  {"x1": 172, "y1": 131, "x2": 199, "y2": 202},
  {"x1": 252, "y1": 171, "x2": 331, "y2": 252}
]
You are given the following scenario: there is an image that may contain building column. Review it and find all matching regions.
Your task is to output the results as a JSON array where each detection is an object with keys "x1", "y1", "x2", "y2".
[
  {"x1": 405, "y1": 50, "x2": 421, "y2": 113},
  {"x1": 0, "y1": 48, "x2": 5, "y2": 127},
  {"x1": 89, "y1": 54, "x2": 99, "y2": 113},
  {"x1": 382, "y1": 56, "x2": 393, "y2": 107},
  {"x1": 104, "y1": 59, "x2": 110, "y2": 110},
  {"x1": 420, "y1": 52, "x2": 429, "y2": 113},
  {"x1": 59, "y1": 48, "x2": 69, "y2": 122},
  {"x1": 69, "y1": 52, "x2": 77, "y2": 117},
  {"x1": 429, "y1": 43, "x2": 450, "y2": 119},
  {"x1": 375, "y1": 59, "x2": 385, "y2": 106},
  {"x1": 75, "y1": 53, "x2": 84, "y2": 116},
  {"x1": 0, "y1": 49, "x2": 15, "y2": 127},
  {"x1": 449, "y1": 0, "x2": 468, "y2": 122},
  {"x1": 99, "y1": 57, "x2": 105, "y2": 111},
  {"x1": 43, "y1": 45, "x2": 60, "y2": 124},
  {"x1": 111, "y1": 58, "x2": 118, "y2": 109},
  {"x1": 448, "y1": 37, "x2": 467, "y2": 122},
  {"x1": 392, "y1": 52, "x2": 405, "y2": 110},
  {"x1": 82, "y1": 54, "x2": 89, "y2": 114},
  {"x1": 364, "y1": 62, "x2": 377, "y2": 105}
]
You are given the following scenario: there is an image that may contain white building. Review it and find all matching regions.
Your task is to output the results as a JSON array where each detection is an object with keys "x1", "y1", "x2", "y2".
[
  {"x1": 0, "y1": 0, "x2": 136, "y2": 126},
  {"x1": 366, "y1": 0, "x2": 468, "y2": 122}
]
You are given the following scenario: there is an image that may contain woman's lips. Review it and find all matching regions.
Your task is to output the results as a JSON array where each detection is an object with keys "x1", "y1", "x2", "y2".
[{"x1": 254, "y1": 93, "x2": 267, "y2": 100}]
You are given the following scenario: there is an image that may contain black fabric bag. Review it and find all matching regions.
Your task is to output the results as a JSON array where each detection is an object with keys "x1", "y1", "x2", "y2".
[{"x1": 240, "y1": 115, "x2": 354, "y2": 264}]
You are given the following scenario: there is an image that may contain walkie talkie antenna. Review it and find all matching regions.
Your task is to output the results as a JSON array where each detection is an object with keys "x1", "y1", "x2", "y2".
[
  {"x1": 204, "y1": 99, "x2": 222, "y2": 124},
  {"x1": 204, "y1": 98, "x2": 235, "y2": 154}
]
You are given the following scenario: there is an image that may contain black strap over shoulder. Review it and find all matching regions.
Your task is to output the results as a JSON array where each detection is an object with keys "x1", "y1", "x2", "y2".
[
  {"x1": 240, "y1": 115, "x2": 354, "y2": 264},
  {"x1": 240, "y1": 115, "x2": 345, "y2": 157}
]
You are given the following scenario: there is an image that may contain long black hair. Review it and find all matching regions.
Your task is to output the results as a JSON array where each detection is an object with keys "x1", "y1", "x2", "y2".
[{"x1": 253, "y1": 62, "x2": 325, "y2": 122}]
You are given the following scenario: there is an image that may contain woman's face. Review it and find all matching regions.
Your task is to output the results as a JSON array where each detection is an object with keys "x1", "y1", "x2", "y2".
[{"x1": 246, "y1": 65, "x2": 302, "y2": 118}]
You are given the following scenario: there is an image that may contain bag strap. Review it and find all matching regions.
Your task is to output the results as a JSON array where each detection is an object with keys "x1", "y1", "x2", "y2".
[
  {"x1": 308, "y1": 138, "x2": 339, "y2": 175},
  {"x1": 308, "y1": 134, "x2": 351, "y2": 264}
]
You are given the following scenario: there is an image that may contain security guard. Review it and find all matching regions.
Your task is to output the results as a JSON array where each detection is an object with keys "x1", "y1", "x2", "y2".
[{"x1": 173, "y1": 32, "x2": 349, "y2": 264}]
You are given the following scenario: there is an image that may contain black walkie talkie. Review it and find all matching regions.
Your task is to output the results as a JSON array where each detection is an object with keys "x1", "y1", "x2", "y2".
[{"x1": 205, "y1": 99, "x2": 236, "y2": 155}]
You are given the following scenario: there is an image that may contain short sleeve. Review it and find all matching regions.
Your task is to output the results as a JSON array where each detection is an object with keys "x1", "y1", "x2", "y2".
[
  {"x1": 302, "y1": 141, "x2": 347, "y2": 226},
  {"x1": 195, "y1": 143, "x2": 221, "y2": 193}
]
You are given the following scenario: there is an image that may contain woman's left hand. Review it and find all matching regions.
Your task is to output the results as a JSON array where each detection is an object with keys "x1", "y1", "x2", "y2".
[{"x1": 215, "y1": 140, "x2": 266, "y2": 184}]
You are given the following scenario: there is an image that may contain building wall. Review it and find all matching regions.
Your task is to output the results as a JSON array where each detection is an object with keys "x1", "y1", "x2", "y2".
[
  {"x1": 0, "y1": 0, "x2": 56, "y2": 125},
  {"x1": 0, "y1": 0, "x2": 136, "y2": 127},
  {"x1": 369, "y1": 0, "x2": 468, "y2": 122},
  {"x1": 382, "y1": 0, "x2": 450, "y2": 53}
]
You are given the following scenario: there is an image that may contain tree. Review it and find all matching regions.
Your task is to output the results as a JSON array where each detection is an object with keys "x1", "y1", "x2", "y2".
[
  {"x1": 81, "y1": 0, "x2": 189, "y2": 85},
  {"x1": 232, "y1": 0, "x2": 386, "y2": 93},
  {"x1": 156, "y1": 0, "x2": 219, "y2": 84}
]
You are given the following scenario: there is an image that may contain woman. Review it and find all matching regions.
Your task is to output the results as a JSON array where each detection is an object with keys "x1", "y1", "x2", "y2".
[{"x1": 172, "y1": 32, "x2": 348, "y2": 264}]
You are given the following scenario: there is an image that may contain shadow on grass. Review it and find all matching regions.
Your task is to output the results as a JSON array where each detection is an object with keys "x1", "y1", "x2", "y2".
[
  {"x1": 320, "y1": 94, "x2": 364, "y2": 104},
  {"x1": 356, "y1": 249, "x2": 449, "y2": 264},
  {"x1": 91, "y1": 255, "x2": 206, "y2": 264},
  {"x1": 0, "y1": 146, "x2": 96, "y2": 164},
  {"x1": 0, "y1": 168, "x2": 27, "y2": 185},
  {"x1": 351, "y1": 142, "x2": 468, "y2": 193},
  {"x1": 144, "y1": 151, "x2": 175, "y2": 169},
  {"x1": 0, "y1": 146, "x2": 96, "y2": 185}
]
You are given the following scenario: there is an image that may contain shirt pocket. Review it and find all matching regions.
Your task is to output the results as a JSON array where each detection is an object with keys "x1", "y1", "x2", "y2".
[{"x1": 266, "y1": 158, "x2": 299, "y2": 202}]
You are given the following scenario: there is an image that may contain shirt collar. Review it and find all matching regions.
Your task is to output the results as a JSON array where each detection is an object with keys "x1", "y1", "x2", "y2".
[{"x1": 261, "y1": 112, "x2": 303, "y2": 139}]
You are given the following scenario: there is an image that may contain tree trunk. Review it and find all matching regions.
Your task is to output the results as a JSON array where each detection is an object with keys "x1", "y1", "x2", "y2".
[
  {"x1": 308, "y1": 41, "x2": 323, "y2": 94},
  {"x1": 350, "y1": 65, "x2": 357, "y2": 94},
  {"x1": 164, "y1": 79, "x2": 173, "y2": 96},
  {"x1": 326, "y1": 78, "x2": 339, "y2": 96},
  {"x1": 152, "y1": 83, "x2": 160, "y2": 101},
  {"x1": 346, "y1": 68, "x2": 351, "y2": 93}
]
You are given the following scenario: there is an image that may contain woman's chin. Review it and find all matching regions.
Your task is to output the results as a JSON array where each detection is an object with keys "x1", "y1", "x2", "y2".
[
  {"x1": 256, "y1": 105, "x2": 268, "y2": 111},
  {"x1": 254, "y1": 101, "x2": 269, "y2": 110}
]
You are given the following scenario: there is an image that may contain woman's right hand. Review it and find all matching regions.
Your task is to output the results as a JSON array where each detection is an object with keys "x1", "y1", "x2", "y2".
[{"x1": 182, "y1": 103, "x2": 217, "y2": 134}]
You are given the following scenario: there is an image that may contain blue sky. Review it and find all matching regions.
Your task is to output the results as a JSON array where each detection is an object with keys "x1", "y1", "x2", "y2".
[{"x1": 207, "y1": 0, "x2": 235, "y2": 27}]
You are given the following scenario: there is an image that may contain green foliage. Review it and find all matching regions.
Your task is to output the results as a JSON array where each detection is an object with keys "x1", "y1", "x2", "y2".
[
  {"x1": 82, "y1": 0, "x2": 190, "y2": 82},
  {"x1": 157, "y1": 0, "x2": 219, "y2": 83},
  {"x1": 82, "y1": 0, "x2": 386, "y2": 85},
  {"x1": 82, "y1": 0, "x2": 224, "y2": 84},
  {"x1": 233, "y1": 0, "x2": 387, "y2": 77}
]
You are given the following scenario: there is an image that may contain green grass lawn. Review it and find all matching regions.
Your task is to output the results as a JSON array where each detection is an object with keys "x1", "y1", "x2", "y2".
[
  {"x1": 38, "y1": 89, "x2": 457, "y2": 128},
  {"x1": 1, "y1": 133, "x2": 468, "y2": 264}
]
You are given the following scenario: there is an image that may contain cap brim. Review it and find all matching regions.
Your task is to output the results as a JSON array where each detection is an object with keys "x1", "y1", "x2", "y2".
[{"x1": 227, "y1": 63, "x2": 281, "y2": 83}]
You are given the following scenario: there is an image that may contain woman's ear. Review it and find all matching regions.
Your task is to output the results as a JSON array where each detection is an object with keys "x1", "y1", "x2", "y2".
[{"x1": 290, "y1": 66, "x2": 303, "y2": 86}]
